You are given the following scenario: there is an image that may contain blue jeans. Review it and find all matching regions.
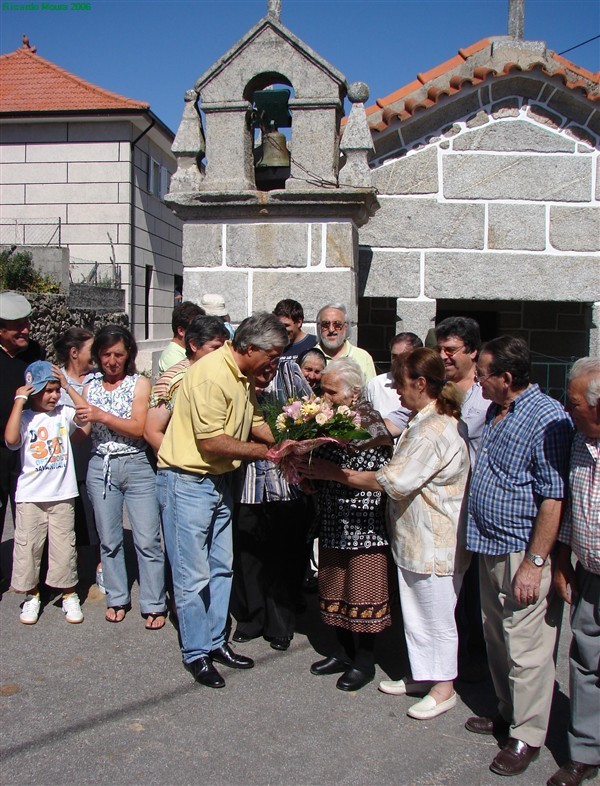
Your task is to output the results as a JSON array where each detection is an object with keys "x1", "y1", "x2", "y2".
[
  {"x1": 87, "y1": 452, "x2": 166, "y2": 614},
  {"x1": 156, "y1": 468, "x2": 233, "y2": 663}
]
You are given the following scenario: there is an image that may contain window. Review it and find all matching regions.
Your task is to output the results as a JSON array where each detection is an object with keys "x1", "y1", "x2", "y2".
[{"x1": 147, "y1": 158, "x2": 170, "y2": 200}]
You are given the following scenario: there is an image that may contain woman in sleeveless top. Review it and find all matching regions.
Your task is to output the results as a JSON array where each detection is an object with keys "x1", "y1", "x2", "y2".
[{"x1": 78, "y1": 325, "x2": 166, "y2": 628}]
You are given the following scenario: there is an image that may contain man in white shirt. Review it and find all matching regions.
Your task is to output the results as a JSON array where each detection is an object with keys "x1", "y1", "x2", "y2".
[
  {"x1": 435, "y1": 316, "x2": 490, "y2": 464},
  {"x1": 367, "y1": 332, "x2": 422, "y2": 436},
  {"x1": 434, "y1": 316, "x2": 490, "y2": 683}
]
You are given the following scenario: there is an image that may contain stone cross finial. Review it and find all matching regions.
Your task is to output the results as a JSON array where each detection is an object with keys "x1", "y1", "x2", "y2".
[
  {"x1": 508, "y1": 0, "x2": 525, "y2": 39},
  {"x1": 268, "y1": 0, "x2": 281, "y2": 21}
]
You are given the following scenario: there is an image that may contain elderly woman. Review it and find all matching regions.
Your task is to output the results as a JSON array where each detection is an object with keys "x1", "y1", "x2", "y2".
[
  {"x1": 303, "y1": 358, "x2": 394, "y2": 691},
  {"x1": 305, "y1": 348, "x2": 469, "y2": 717},
  {"x1": 297, "y1": 347, "x2": 327, "y2": 394}
]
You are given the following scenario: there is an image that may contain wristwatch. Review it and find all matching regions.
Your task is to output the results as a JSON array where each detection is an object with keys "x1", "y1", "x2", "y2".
[{"x1": 525, "y1": 551, "x2": 545, "y2": 568}]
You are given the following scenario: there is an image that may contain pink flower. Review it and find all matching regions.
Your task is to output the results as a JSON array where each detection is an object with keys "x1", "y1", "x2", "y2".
[{"x1": 283, "y1": 400, "x2": 302, "y2": 420}]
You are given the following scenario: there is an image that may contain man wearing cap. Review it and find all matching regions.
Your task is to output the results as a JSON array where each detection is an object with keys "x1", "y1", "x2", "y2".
[
  {"x1": 0, "y1": 292, "x2": 45, "y2": 553},
  {"x1": 200, "y1": 294, "x2": 235, "y2": 339}
]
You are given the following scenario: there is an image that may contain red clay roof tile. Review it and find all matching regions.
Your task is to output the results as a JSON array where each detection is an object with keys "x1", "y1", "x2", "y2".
[
  {"x1": 373, "y1": 79, "x2": 423, "y2": 111},
  {"x1": 418, "y1": 54, "x2": 465, "y2": 85},
  {"x1": 458, "y1": 39, "x2": 492, "y2": 59},
  {"x1": 0, "y1": 47, "x2": 149, "y2": 114},
  {"x1": 366, "y1": 38, "x2": 599, "y2": 134}
]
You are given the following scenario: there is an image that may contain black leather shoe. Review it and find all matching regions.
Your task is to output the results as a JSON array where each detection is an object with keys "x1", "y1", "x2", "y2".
[
  {"x1": 210, "y1": 643, "x2": 254, "y2": 669},
  {"x1": 186, "y1": 656, "x2": 225, "y2": 688},
  {"x1": 268, "y1": 636, "x2": 291, "y2": 651},
  {"x1": 489, "y1": 738, "x2": 540, "y2": 776},
  {"x1": 547, "y1": 761, "x2": 599, "y2": 786},
  {"x1": 336, "y1": 667, "x2": 375, "y2": 692},
  {"x1": 310, "y1": 656, "x2": 351, "y2": 676},
  {"x1": 232, "y1": 630, "x2": 260, "y2": 643}
]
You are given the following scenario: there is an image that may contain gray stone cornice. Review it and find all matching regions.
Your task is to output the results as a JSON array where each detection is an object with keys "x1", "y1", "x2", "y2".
[
  {"x1": 165, "y1": 188, "x2": 379, "y2": 226},
  {"x1": 288, "y1": 98, "x2": 343, "y2": 111},
  {"x1": 200, "y1": 101, "x2": 253, "y2": 113}
]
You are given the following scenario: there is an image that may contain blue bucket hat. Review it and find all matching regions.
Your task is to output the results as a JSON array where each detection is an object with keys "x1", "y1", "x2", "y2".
[{"x1": 24, "y1": 361, "x2": 56, "y2": 395}]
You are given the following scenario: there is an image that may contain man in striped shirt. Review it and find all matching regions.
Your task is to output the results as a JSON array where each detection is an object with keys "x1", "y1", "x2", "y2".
[
  {"x1": 465, "y1": 336, "x2": 572, "y2": 777},
  {"x1": 548, "y1": 358, "x2": 600, "y2": 786}
]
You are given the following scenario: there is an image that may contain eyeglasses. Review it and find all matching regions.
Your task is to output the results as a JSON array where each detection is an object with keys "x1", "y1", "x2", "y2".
[
  {"x1": 435, "y1": 345, "x2": 465, "y2": 358},
  {"x1": 319, "y1": 320, "x2": 346, "y2": 331},
  {"x1": 475, "y1": 367, "x2": 496, "y2": 380}
]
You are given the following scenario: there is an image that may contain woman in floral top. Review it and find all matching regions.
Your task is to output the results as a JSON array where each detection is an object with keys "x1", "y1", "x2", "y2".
[
  {"x1": 78, "y1": 326, "x2": 166, "y2": 628},
  {"x1": 303, "y1": 359, "x2": 394, "y2": 692}
]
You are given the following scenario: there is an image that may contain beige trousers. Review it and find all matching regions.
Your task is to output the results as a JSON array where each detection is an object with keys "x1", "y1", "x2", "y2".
[
  {"x1": 479, "y1": 552, "x2": 563, "y2": 748},
  {"x1": 11, "y1": 499, "x2": 77, "y2": 591}
]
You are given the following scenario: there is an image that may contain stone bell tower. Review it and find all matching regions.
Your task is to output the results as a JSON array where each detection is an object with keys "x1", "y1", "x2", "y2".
[{"x1": 166, "y1": 3, "x2": 378, "y2": 329}]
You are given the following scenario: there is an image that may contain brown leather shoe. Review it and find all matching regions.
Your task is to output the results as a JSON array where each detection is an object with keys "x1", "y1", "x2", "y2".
[
  {"x1": 490, "y1": 738, "x2": 540, "y2": 776},
  {"x1": 547, "y1": 761, "x2": 599, "y2": 786},
  {"x1": 465, "y1": 715, "x2": 510, "y2": 736}
]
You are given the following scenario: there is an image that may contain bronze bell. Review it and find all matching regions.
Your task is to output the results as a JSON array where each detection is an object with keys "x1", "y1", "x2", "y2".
[{"x1": 256, "y1": 131, "x2": 290, "y2": 169}]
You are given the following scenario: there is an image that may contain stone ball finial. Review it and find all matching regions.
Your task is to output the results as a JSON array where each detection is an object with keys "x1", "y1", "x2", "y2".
[
  {"x1": 184, "y1": 89, "x2": 198, "y2": 102},
  {"x1": 347, "y1": 82, "x2": 369, "y2": 104}
]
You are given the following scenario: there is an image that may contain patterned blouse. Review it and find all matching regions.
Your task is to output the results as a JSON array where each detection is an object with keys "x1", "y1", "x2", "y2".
[
  {"x1": 316, "y1": 401, "x2": 393, "y2": 551},
  {"x1": 377, "y1": 401, "x2": 470, "y2": 576},
  {"x1": 87, "y1": 374, "x2": 146, "y2": 457}
]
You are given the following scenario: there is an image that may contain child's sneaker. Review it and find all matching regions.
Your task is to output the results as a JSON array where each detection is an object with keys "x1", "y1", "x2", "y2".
[
  {"x1": 62, "y1": 593, "x2": 84, "y2": 624},
  {"x1": 95, "y1": 567, "x2": 106, "y2": 594},
  {"x1": 20, "y1": 594, "x2": 41, "y2": 625}
]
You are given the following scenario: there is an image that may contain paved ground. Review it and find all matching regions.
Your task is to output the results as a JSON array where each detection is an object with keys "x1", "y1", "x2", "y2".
[{"x1": 0, "y1": 514, "x2": 576, "y2": 786}]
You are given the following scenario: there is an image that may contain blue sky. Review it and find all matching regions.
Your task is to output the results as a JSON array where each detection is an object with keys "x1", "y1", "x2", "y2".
[{"x1": 1, "y1": 0, "x2": 598, "y2": 133}]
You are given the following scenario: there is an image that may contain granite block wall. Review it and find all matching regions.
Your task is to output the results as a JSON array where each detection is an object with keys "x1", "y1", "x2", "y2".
[{"x1": 359, "y1": 87, "x2": 599, "y2": 360}]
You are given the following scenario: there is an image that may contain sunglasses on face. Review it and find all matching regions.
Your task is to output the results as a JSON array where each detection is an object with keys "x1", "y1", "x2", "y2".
[
  {"x1": 435, "y1": 345, "x2": 465, "y2": 358},
  {"x1": 319, "y1": 321, "x2": 346, "y2": 331}
]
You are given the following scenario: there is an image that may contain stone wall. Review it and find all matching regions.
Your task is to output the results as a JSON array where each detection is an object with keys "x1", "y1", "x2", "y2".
[
  {"x1": 359, "y1": 87, "x2": 599, "y2": 359},
  {"x1": 26, "y1": 292, "x2": 128, "y2": 362},
  {"x1": 183, "y1": 220, "x2": 360, "y2": 325},
  {"x1": 0, "y1": 245, "x2": 70, "y2": 292}
]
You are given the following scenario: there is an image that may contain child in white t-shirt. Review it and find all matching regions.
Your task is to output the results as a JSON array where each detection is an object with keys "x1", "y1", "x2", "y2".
[{"x1": 4, "y1": 360, "x2": 90, "y2": 624}]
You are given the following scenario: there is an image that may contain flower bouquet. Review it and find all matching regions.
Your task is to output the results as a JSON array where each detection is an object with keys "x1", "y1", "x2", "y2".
[{"x1": 264, "y1": 397, "x2": 370, "y2": 484}]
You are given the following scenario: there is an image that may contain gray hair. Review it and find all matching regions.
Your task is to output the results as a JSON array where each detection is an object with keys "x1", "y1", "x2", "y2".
[
  {"x1": 321, "y1": 358, "x2": 364, "y2": 399},
  {"x1": 316, "y1": 302, "x2": 348, "y2": 325},
  {"x1": 568, "y1": 357, "x2": 600, "y2": 405},
  {"x1": 232, "y1": 312, "x2": 288, "y2": 353}
]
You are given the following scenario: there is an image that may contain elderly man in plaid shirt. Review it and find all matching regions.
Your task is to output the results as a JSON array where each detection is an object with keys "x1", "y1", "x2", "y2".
[
  {"x1": 465, "y1": 336, "x2": 573, "y2": 777},
  {"x1": 548, "y1": 358, "x2": 600, "y2": 786}
]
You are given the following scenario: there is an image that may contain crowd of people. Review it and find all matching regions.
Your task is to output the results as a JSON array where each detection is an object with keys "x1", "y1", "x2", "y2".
[{"x1": 0, "y1": 289, "x2": 598, "y2": 786}]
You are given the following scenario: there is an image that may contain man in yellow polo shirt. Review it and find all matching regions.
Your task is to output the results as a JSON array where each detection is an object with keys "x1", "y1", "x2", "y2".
[{"x1": 156, "y1": 312, "x2": 288, "y2": 688}]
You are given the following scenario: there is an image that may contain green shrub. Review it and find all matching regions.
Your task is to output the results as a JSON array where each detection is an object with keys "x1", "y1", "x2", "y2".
[{"x1": 0, "y1": 249, "x2": 60, "y2": 293}]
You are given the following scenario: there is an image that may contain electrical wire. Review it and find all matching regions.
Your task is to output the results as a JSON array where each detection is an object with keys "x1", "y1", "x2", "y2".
[{"x1": 557, "y1": 34, "x2": 600, "y2": 56}]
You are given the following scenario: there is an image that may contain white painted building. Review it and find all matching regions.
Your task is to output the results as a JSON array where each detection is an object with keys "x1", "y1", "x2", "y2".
[{"x1": 0, "y1": 42, "x2": 183, "y2": 343}]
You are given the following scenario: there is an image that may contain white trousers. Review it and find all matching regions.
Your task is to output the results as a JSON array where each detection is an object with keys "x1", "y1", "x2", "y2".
[{"x1": 397, "y1": 567, "x2": 464, "y2": 682}]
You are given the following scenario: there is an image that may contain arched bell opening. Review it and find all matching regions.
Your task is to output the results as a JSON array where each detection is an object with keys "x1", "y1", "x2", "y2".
[{"x1": 245, "y1": 72, "x2": 294, "y2": 191}]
